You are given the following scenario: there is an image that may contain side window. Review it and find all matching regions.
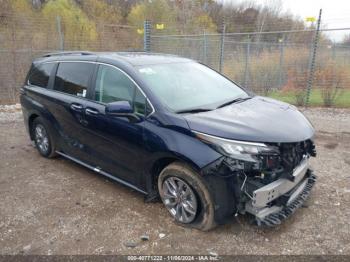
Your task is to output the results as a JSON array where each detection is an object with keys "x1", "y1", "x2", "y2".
[
  {"x1": 134, "y1": 88, "x2": 147, "y2": 115},
  {"x1": 28, "y1": 63, "x2": 54, "y2": 88},
  {"x1": 95, "y1": 64, "x2": 150, "y2": 116},
  {"x1": 145, "y1": 99, "x2": 153, "y2": 116},
  {"x1": 95, "y1": 65, "x2": 136, "y2": 104},
  {"x1": 54, "y1": 62, "x2": 94, "y2": 97}
]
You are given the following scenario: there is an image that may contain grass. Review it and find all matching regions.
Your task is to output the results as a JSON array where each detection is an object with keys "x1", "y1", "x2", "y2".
[{"x1": 268, "y1": 89, "x2": 350, "y2": 108}]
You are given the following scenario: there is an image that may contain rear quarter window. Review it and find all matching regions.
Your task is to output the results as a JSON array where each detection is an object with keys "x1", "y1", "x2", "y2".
[{"x1": 28, "y1": 63, "x2": 55, "y2": 88}]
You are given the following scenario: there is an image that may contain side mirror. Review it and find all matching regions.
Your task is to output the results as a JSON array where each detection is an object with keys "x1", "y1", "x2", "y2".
[{"x1": 105, "y1": 101, "x2": 133, "y2": 116}]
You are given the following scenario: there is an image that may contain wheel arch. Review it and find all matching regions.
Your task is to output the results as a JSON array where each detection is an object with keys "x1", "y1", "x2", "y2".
[
  {"x1": 28, "y1": 113, "x2": 40, "y2": 140},
  {"x1": 146, "y1": 152, "x2": 202, "y2": 196},
  {"x1": 148, "y1": 153, "x2": 237, "y2": 226},
  {"x1": 26, "y1": 107, "x2": 61, "y2": 157},
  {"x1": 22, "y1": 93, "x2": 61, "y2": 143}
]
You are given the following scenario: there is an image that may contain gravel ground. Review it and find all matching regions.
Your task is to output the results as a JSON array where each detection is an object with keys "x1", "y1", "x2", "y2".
[{"x1": 0, "y1": 106, "x2": 349, "y2": 255}]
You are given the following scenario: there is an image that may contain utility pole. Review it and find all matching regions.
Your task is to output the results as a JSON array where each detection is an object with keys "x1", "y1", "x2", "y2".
[
  {"x1": 306, "y1": 9, "x2": 322, "y2": 106},
  {"x1": 144, "y1": 20, "x2": 151, "y2": 52},
  {"x1": 244, "y1": 36, "x2": 251, "y2": 88},
  {"x1": 278, "y1": 36, "x2": 285, "y2": 88},
  {"x1": 203, "y1": 30, "x2": 208, "y2": 64},
  {"x1": 219, "y1": 20, "x2": 226, "y2": 73},
  {"x1": 56, "y1": 16, "x2": 64, "y2": 51}
]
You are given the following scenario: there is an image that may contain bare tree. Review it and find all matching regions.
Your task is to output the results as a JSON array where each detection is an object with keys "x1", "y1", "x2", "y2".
[{"x1": 341, "y1": 34, "x2": 350, "y2": 46}]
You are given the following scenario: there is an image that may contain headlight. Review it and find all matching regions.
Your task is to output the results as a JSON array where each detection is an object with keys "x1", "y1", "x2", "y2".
[{"x1": 194, "y1": 131, "x2": 279, "y2": 162}]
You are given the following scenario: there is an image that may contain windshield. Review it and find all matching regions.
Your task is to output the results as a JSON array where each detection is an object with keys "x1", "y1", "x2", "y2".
[{"x1": 136, "y1": 62, "x2": 248, "y2": 112}]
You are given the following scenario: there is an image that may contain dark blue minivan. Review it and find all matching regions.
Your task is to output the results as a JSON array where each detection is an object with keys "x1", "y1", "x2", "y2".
[{"x1": 20, "y1": 52, "x2": 317, "y2": 230}]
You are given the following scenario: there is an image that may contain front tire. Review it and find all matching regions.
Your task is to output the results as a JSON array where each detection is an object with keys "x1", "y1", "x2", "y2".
[
  {"x1": 32, "y1": 117, "x2": 57, "y2": 158},
  {"x1": 158, "y1": 162, "x2": 216, "y2": 231}
]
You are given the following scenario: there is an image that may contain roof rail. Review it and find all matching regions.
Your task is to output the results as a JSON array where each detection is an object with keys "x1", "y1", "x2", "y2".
[{"x1": 42, "y1": 51, "x2": 94, "y2": 57}]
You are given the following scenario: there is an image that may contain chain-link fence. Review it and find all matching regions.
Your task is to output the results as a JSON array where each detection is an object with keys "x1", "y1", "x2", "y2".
[
  {"x1": 151, "y1": 28, "x2": 350, "y2": 108},
  {"x1": 0, "y1": 14, "x2": 143, "y2": 104},
  {"x1": 1, "y1": 14, "x2": 350, "y2": 107}
]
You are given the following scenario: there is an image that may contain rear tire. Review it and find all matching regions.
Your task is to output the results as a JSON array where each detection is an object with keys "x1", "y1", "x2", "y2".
[
  {"x1": 32, "y1": 117, "x2": 57, "y2": 158},
  {"x1": 158, "y1": 162, "x2": 216, "y2": 231}
]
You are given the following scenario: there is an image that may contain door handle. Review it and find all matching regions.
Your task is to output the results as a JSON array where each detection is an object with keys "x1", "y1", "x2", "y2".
[
  {"x1": 85, "y1": 108, "x2": 99, "y2": 115},
  {"x1": 71, "y1": 103, "x2": 83, "y2": 111}
]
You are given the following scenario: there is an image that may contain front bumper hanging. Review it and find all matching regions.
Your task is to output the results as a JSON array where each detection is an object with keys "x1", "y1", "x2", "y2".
[
  {"x1": 243, "y1": 158, "x2": 317, "y2": 226},
  {"x1": 252, "y1": 158, "x2": 310, "y2": 208},
  {"x1": 255, "y1": 172, "x2": 316, "y2": 226}
]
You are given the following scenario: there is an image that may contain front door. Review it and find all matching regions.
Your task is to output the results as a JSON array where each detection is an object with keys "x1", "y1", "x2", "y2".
[{"x1": 82, "y1": 64, "x2": 148, "y2": 186}]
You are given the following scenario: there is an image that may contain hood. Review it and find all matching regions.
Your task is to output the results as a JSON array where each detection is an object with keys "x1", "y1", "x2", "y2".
[{"x1": 184, "y1": 96, "x2": 315, "y2": 143}]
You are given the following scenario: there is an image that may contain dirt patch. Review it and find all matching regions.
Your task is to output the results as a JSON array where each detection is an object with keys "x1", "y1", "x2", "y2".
[
  {"x1": 323, "y1": 142, "x2": 339, "y2": 150},
  {"x1": 344, "y1": 159, "x2": 350, "y2": 166},
  {"x1": 0, "y1": 107, "x2": 350, "y2": 255}
]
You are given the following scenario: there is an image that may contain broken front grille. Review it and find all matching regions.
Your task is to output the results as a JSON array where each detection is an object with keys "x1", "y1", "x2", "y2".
[{"x1": 279, "y1": 140, "x2": 316, "y2": 175}]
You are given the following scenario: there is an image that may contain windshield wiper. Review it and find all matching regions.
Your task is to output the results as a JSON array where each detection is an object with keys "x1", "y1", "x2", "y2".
[
  {"x1": 176, "y1": 96, "x2": 252, "y2": 114},
  {"x1": 176, "y1": 108, "x2": 213, "y2": 114},
  {"x1": 216, "y1": 96, "x2": 252, "y2": 109}
]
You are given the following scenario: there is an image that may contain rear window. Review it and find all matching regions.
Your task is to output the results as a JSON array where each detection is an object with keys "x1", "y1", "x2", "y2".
[
  {"x1": 28, "y1": 63, "x2": 55, "y2": 88},
  {"x1": 53, "y1": 62, "x2": 94, "y2": 97}
]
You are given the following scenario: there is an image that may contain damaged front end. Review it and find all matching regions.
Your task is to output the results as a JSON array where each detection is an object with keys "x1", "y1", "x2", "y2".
[{"x1": 197, "y1": 132, "x2": 317, "y2": 226}]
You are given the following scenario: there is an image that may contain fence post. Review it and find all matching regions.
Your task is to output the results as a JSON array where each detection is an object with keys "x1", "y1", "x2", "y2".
[
  {"x1": 278, "y1": 37, "x2": 285, "y2": 88},
  {"x1": 144, "y1": 20, "x2": 151, "y2": 52},
  {"x1": 244, "y1": 37, "x2": 251, "y2": 88},
  {"x1": 306, "y1": 9, "x2": 322, "y2": 106},
  {"x1": 219, "y1": 21, "x2": 226, "y2": 73},
  {"x1": 56, "y1": 16, "x2": 64, "y2": 51},
  {"x1": 10, "y1": 20, "x2": 17, "y2": 103},
  {"x1": 203, "y1": 30, "x2": 208, "y2": 64}
]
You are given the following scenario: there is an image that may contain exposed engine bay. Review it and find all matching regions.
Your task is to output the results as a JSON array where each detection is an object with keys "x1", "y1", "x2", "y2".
[{"x1": 204, "y1": 139, "x2": 317, "y2": 226}]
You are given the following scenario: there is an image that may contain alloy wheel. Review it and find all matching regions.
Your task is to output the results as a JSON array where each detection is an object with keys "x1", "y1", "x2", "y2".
[
  {"x1": 34, "y1": 124, "x2": 49, "y2": 154},
  {"x1": 161, "y1": 177, "x2": 198, "y2": 223}
]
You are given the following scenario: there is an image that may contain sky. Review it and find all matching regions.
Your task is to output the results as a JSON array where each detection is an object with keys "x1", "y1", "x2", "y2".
[{"x1": 221, "y1": 0, "x2": 350, "y2": 42}]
